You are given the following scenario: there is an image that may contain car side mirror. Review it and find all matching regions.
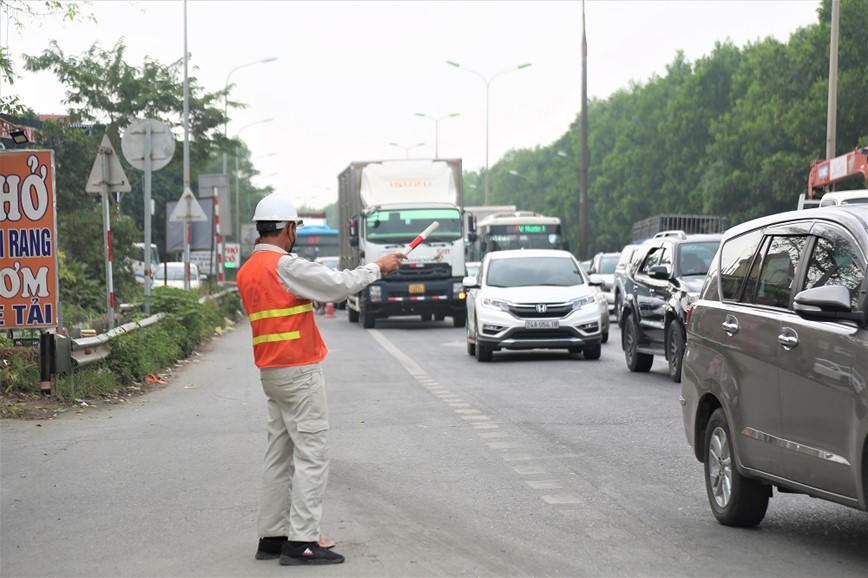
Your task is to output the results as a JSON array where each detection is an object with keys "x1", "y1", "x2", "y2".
[
  {"x1": 588, "y1": 274, "x2": 604, "y2": 286},
  {"x1": 793, "y1": 285, "x2": 861, "y2": 321},
  {"x1": 649, "y1": 265, "x2": 670, "y2": 279},
  {"x1": 462, "y1": 276, "x2": 480, "y2": 289}
]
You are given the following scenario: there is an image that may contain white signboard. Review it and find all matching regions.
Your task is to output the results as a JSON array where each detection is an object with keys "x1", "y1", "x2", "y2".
[{"x1": 224, "y1": 243, "x2": 240, "y2": 269}]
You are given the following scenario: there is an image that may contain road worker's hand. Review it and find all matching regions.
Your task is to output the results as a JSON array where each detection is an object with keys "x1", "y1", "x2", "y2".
[{"x1": 376, "y1": 253, "x2": 406, "y2": 275}]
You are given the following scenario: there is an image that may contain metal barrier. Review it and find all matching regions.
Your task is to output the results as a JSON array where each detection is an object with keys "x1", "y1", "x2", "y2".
[{"x1": 70, "y1": 313, "x2": 165, "y2": 368}]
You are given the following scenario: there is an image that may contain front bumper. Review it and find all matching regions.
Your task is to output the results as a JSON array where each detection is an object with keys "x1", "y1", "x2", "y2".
[{"x1": 475, "y1": 305, "x2": 601, "y2": 351}]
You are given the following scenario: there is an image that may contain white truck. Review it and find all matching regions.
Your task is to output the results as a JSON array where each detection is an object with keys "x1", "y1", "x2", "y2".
[{"x1": 338, "y1": 159, "x2": 470, "y2": 329}]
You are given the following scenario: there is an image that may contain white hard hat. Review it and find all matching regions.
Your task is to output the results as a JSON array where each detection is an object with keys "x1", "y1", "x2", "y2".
[{"x1": 252, "y1": 194, "x2": 304, "y2": 228}]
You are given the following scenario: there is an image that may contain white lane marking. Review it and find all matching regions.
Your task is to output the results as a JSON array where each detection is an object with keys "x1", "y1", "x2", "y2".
[
  {"x1": 513, "y1": 465, "x2": 548, "y2": 475},
  {"x1": 487, "y1": 441, "x2": 518, "y2": 449},
  {"x1": 502, "y1": 454, "x2": 536, "y2": 462},
  {"x1": 479, "y1": 432, "x2": 511, "y2": 439},
  {"x1": 542, "y1": 494, "x2": 584, "y2": 505},
  {"x1": 526, "y1": 480, "x2": 563, "y2": 490},
  {"x1": 369, "y1": 329, "x2": 427, "y2": 377},
  {"x1": 461, "y1": 415, "x2": 491, "y2": 421},
  {"x1": 449, "y1": 403, "x2": 470, "y2": 408},
  {"x1": 454, "y1": 409, "x2": 481, "y2": 414},
  {"x1": 472, "y1": 423, "x2": 499, "y2": 429}
]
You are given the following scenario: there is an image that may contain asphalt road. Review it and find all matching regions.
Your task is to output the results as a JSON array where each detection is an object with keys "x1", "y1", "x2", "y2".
[{"x1": 2, "y1": 311, "x2": 866, "y2": 577}]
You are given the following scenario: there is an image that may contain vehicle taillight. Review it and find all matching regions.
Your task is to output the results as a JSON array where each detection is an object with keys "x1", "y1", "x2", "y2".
[{"x1": 686, "y1": 303, "x2": 695, "y2": 328}]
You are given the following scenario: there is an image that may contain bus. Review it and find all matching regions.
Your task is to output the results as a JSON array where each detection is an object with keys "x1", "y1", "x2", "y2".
[
  {"x1": 294, "y1": 224, "x2": 340, "y2": 261},
  {"x1": 473, "y1": 211, "x2": 566, "y2": 259}
]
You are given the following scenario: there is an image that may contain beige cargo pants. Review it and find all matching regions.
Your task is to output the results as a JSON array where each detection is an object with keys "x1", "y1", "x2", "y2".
[{"x1": 257, "y1": 364, "x2": 329, "y2": 542}]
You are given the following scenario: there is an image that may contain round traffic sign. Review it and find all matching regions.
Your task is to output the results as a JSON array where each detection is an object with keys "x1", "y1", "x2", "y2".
[{"x1": 121, "y1": 118, "x2": 176, "y2": 171}]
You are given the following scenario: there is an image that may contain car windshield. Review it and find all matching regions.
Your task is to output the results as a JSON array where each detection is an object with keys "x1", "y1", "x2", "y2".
[
  {"x1": 678, "y1": 242, "x2": 720, "y2": 275},
  {"x1": 598, "y1": 255, "x2": 619, "y2": 274},
  {"x1": 365, "y1": 208, "x2": 462, "y2": 244},
  {"x1": 486, "y1": 256, "x2": 584, "y2": 288}
]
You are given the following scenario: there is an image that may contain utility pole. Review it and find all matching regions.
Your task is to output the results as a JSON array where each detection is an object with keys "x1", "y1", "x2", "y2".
[
  {"x1": 579, "y1": 0, "x2": 589, "y2": 260},
  {"x1": 825, "y1": 0, "x2": 840, "y2": 160}
]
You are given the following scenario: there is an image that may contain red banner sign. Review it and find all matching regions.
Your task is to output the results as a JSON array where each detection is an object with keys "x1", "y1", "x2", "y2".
[{"x1": 0, "y1": 150, "x2": 59, "y2": 329}]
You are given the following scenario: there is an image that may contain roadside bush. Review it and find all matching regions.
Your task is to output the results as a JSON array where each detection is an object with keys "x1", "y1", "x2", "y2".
[
  {"x1": 1, "y1": 346, "x2": 40, "y2": 395},
  {"x1": 105, "y1": 320, "x2": 184, "y2": 385}
]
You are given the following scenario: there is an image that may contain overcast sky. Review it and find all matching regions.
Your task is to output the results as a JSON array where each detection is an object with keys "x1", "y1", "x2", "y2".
[{"x1": 3, "y1": 0, "x2": 823, "y2": 210}]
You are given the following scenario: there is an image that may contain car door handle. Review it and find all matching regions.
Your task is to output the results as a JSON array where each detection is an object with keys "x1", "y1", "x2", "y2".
[
  {"x1": 778, "y1": 327, "x2": 799, "y2": 350},
  {"x1": 722, "y1": 315, "x2": 739, "y2": 335}
]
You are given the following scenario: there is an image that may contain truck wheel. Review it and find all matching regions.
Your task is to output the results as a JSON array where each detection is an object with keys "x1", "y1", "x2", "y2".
[
  {"x1": 475, "y1": 342, "x2": 493, "y2": 362},
  {"x1": 624, "y1": 312, "x2": 653, "y2": 372},
  {"x1": 434, "y1": 314, "x2": 445, "y2": 321},
  {"x1": 666, "y1": 324, "x2": 685, "y2": 383},
  {"x1": 360, "y1": 301, "x2": 375, "y2": 329},
  {"x1": 452, "y1": 312, "x2": 466, "y2": 328},
  {"x1": 421, "y1": 313, "x2": 432, "y2": 321},
  {"x1": 704, "y1": 408, "x2": 769, "y2": 527},
  {"x1": 348, "y1": 307, "x2": 359, "y2": 323}
]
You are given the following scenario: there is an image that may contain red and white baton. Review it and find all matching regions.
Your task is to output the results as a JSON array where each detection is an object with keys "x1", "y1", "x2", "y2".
[{"x1": 403, "y1": 221, "x2": 440, "y2": 255}]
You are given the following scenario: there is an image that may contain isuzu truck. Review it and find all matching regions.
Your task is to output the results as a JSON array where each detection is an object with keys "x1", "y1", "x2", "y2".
[{"x1": 338, "y1": 158, "x2": 469, "y2": 329}]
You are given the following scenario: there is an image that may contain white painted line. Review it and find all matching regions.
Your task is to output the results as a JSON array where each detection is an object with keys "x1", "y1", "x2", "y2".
[
  {"x1": 472, "y1": 423, "x2": 499, "y2": 429},
  {"x1": 448, "y1": 403, "x2": 470, "y2": 408},
  {"x1": 461, "y1": 415, "x2": 491, "y2": 421},
  {"x1": 454, "y1": 409, "x2": 481, "y2": 414},
  {"x1": 542, "y1": 494, "x2": 584, "y2": 505},
  {"x1": 513, "y1": 465, "x2": 547, "y2": 475},
  {"x1": 526, "y1": 480, "x2": 562, "y2": 490},
  {"x1": 478, "y1": 432, "x2": 511, "y2": 439},
  {"x1": 368, "y1": 329, "x2": 427, "y2": 377},
  {"x1": 502, "y1": 454, "x2": 535, "y2": 462}
]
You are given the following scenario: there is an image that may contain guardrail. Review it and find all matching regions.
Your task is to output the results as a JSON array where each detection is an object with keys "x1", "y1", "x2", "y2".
[
  {"x1": 69, "y1": 313, "x2": 165, "y2": 368},
  {"x1": 61, "y1": 287, "x2": 239, "y2": 370}
]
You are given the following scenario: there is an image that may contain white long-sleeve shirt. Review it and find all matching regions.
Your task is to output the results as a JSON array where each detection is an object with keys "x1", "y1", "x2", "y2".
[{"x1": 251, "y1": 244, "x2": 381, "y2": 303}]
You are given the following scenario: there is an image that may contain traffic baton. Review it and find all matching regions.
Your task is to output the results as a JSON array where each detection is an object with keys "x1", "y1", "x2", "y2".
[{"x1": 403, "y1": 221, "x2": 440, "y2": 255}]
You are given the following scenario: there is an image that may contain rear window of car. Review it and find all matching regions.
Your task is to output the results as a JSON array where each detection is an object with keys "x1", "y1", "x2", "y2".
[{"x1": 717, "y1": 230, "x2": 763, "y2": 301}]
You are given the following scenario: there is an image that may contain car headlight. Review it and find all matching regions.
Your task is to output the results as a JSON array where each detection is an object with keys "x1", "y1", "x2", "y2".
[
  {"x1": 481, "y1": 297, "x2": 510, "y2": 312},
  {"x1": 568, "y1": 294, "x2": 596, "y2": 310}
]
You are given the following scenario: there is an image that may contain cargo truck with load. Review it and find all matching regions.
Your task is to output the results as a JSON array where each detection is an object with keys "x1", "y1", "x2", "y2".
[
  {"x1": 338, "y1": 159, "x2": 471, "y2": 329},
  {"x1": 631, "y1": 214, "x2": 729, "y2": 243}
]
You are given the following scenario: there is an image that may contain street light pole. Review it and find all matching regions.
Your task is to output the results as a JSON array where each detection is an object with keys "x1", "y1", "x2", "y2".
[
  {"x1": 447, "y1": 61, "x2": 531, "y2": 205},
  {"x1": 389, "y1": 142, "x2": 426, "y2": 159},
  {"x1": 235, "y1": 118, "x2": 274, "y2": 243},
  {"x1": 414, "y1": 112, "x2": 460, "y2": 158},
  {"x1": 222, "y1": 57, "x2": 277, "y2": 176}
]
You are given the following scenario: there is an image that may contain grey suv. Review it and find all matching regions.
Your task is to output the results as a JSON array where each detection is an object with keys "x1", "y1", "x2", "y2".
[
  {"x1": 620, "y1": 233, "x2": 722, "y2": 381},
  {"x1": 681, "y1": 205, "x2": 868, "y2": 527}
]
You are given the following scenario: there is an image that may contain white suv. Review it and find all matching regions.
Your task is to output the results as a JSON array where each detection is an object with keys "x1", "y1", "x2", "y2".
[{"x1": 462, "y1": 249, "x2": 603, "y2": 362}]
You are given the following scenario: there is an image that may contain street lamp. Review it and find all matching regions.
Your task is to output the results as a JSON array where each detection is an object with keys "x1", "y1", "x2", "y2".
[
  {"x1": 414, "y1": 112, "x2": 460, "y2": 158},
  {"x1": 235, "y1": 118, "x2": 273, "y2": 241},
  {"x1": 222, "y1": 57, "x2": 278, "y2": 175},
  {"x1": 389, "y1": 142, "x2": 426, "y2": 159},
  {"x1": 447, "y1": 60, "x2": 531, "y2": 205}
]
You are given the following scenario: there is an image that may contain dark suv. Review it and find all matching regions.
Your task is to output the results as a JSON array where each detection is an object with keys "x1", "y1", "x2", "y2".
[
  {"x1": 681, "y1": 205, "x2": 867, "y2": 527},
  {"x1": 619, "y1": 232, "x2": 722, "y2": 381}
]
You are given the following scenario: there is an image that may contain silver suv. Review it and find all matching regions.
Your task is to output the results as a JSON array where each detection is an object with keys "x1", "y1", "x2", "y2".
[{"x1": 681, "y1": 205, "x2": 868, "y2": 526}]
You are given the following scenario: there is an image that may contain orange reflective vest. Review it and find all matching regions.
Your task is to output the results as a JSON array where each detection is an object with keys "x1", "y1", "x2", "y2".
[{"x1": 237, "y1": 250, "x2": 327, "y2": 368}]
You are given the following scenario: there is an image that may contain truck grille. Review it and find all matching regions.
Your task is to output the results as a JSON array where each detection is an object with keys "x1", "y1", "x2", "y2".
[{"x1": 393, "y1": 262, "x2": 452, "y2": 281}]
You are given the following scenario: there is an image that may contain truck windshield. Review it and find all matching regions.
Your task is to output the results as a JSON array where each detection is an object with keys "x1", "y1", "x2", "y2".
[{"x1": 365, "y1": 208, "x2": 461, "y2": 244}]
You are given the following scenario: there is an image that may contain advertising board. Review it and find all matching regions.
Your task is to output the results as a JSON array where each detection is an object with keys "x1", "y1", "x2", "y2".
[{"x1": 0, "y1": 150, "x2": 59, "y2": 329}]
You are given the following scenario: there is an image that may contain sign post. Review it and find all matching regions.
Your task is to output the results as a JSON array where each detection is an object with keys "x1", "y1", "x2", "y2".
[
  {"x1": 121, "y1": 119, "x2": 175, "y2": 314},
  {"x1": 168, "y1": 187, "x2": 208, "y2": 290},
  {"x1": 85, "y1": 135, "x2": 131, "y2": 330}
]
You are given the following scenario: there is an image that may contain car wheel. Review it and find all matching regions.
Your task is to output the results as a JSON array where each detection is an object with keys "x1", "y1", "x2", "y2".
[
  {"x1": 466, "y1": 321, "x2": 476, "y2": 356},
  {"x1": 624, "y1": 313, "x2": 653, "y2": 372},
  {"x1": 348, "y1": 306, "x2": 359, "y2": 323},
  {"x1": 583, "y1": 343, "x2": 601, "y2": 360},
  {"x1": 475, "y1": 341, "x2": 493, "y2": 362},
  {"x1": 614, "y1": 290, "x2": 622, "y2": 318},
  {"x1": 601, "y1": 331, "x2": 609, "y2": 344},
  {"x1": 704, "y1": 408, "x2": 770, "y2": 527},
  {"x1": 666, "y1": 324, "x2": 685, "y2": 383},
  {"x1": 452, "y1": 312, "x2": 466, "y2": 328}
]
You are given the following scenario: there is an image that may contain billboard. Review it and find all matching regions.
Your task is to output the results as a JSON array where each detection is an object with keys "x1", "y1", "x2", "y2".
[{"x1": 0, "y1": 150, "x2": 59, "y2": 329}]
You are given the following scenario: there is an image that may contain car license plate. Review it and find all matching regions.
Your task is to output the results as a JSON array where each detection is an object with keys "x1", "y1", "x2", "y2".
[
  {"x1": 409, "y1": 284, "x2": 425, "y2": 294},
  {"x1": 525, "y1": 319, "x2": 559, "y2": 329}
]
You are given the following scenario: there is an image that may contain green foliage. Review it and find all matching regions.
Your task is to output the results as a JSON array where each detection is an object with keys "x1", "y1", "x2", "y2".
[
  {"x1": 55, "y1": 366, "x2": 118, "y2": 401},
  {"x1": 464, "y1": 0, "x2": 868, "y2": 256},
  {"x1": 105, "y1": 320, "x2": 183, "y2": 385},
  {"x1": 0, "y1": 347, "x2": 40, "y2": 394}
]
